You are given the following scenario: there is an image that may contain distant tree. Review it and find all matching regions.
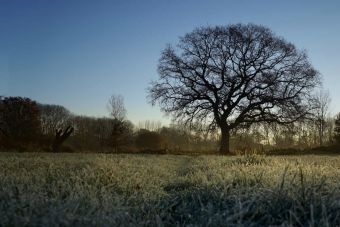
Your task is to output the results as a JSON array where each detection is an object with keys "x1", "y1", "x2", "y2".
[
  {"x1": 0, "y1": 96, "x2": 41, "y2": 149},
  {"x1": 135, "y1": 129, "x2": 165, "y2": 151},
  {"x1": 71, "y1": 116, "x2": 101, "y2": 150},
  {"x1": 272, "y1": 124, "x2": 296, "y2": 149},
  {"x1": 325, "y1": 117, "x2": 335, "y2": 146},
  {"x1": 160, "y1": 126, "x2": 190, "y2": 151},
  {"x1": 107, "y1": 94, "x2": 126, "y2": 121},
  {"x1": 38, "y1": 104, "x2": 72, "y2": 136},
  {"x1": 149, "y1": 24, "x2": 320, "y2": 153},
  {"x1": 231, "y1": 124, "x2": 264, "y2": 152},
  {"x1": 110, "y1": 119, "x2": 133, "y2": 152},
  {"x1": 0, "y1": 98, "x2": 6, "y2": 147},
  {"x1": 93, "y1": 117, "x2": 116, "y2": 148},
  {"x1": 107, "y1": 94, "x2": 133, "y2": 152},
  {"x1": 138, "y1": 120, "x2": 162, "y2": 132},
  {"x1": 71, "y1": 116, "x2": 119, "y2": 151},
  {"x1": 313, "y1": 90, "x2": 331, "y2": 146},
  {"x1": 334, "y1": 113, "x2": 340, "y2": 145},
  {"x1": 294, "y1": 120, "x2": 313, "y2": 148}
]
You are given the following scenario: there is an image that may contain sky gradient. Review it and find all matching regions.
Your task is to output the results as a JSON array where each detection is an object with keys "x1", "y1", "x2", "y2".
[{"x1": 1, "y1": 0, "x2": 339, "y2": 124}]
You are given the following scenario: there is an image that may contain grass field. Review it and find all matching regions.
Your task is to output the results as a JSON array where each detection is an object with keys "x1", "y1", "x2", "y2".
[{"x1": 1, "y1": 153, "x2": 340, "y2": 226}]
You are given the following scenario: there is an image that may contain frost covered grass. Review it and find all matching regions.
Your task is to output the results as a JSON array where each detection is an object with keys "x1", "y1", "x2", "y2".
[{"x1": 1, "y1": 153, "x2": 340, "y2": 226}]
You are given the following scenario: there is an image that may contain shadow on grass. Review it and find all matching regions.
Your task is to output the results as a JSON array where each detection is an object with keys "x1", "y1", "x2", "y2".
[
  {"x1": 266, "y1": 145, "x2": 340, "y2": 156},
  {"x1": 144, "y1": 183, "x2": 340, "y2": 226}
]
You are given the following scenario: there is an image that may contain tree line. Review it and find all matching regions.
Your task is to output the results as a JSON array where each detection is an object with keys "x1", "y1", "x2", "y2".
[
  {"x1": 0, "y1": 95, "x2": 218, "y2": 153},
  {"x1": 0, "y1": 94, "x2": 340, "y2": 154}
]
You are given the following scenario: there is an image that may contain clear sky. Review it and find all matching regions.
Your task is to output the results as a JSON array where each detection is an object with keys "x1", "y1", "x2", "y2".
[{"x1": 1, "y1": 0, "x2": 339, "y2": 124}]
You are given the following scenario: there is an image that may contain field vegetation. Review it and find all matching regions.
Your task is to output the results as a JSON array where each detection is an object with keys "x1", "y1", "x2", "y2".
[{"x1": 1, "y1": 153, "x2": 340, "y2": 226}]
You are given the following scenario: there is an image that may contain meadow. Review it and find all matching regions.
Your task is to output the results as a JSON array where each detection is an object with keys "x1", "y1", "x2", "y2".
[{"x1": 1, "y1": 152, "x2": 340, "y2": 226}]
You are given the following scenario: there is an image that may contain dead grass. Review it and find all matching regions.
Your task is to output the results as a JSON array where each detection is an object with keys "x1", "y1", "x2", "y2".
[{"x1": 0, "y1": 152, "x2": 339, "y2": 226}]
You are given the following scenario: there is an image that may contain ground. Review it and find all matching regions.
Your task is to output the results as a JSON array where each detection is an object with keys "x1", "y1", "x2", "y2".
[{"x1": 0, "y1": 153, "x2": 340, "y2": 226}]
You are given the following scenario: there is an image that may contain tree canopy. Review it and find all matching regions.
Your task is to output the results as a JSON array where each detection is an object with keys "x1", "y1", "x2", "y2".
[
  {"x1": 0, "y1": 97, "x2": 41, "y2": 149},
  {"x1": 149, "y1": 24, "x2": 320, "y2": 153}
]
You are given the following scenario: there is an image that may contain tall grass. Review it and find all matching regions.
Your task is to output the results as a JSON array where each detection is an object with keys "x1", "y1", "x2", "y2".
[{"x1": 0, "y1": 153, "x2": 339, "y2": 226}]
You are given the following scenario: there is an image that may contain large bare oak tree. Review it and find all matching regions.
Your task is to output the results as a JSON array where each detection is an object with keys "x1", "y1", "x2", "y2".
[{"x1": 148, "y1": 24, "x2": 320, "y2": 154}]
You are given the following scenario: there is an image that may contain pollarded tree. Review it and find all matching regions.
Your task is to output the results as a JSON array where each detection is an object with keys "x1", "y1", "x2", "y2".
[{"x1": 148, "y1": 24, "x2": 320, "y2": 154}]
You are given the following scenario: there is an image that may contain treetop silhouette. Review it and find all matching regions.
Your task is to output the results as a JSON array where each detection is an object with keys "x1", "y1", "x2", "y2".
[{"x1": 149, "y1": 23, "x2": 320, "y2": 153}]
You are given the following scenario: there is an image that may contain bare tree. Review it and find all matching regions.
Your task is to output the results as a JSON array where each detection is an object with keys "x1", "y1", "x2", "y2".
[
  {"x1": 313, "y1": 89, "x2": 331, "y2": 146},
  {"x1": 135, "y1": 129, "x2": 166, "y2": 151},
  {"x1": 149, "y1": 24, "x2": 320, "y2": 153},
  {"x1": 138, "y1": 120, "x2": 162, "y2": 132},
  {"x1": 107, "y1": 95, "x2": 126, "y2": 121},
  {"x1": 107, "y1": 94, "x2": 133, "y2": 152},
  {"x1": 325, "y1": 117, "x2": 335, "y2": 145},
  {"x1": 38, "y1": 104, "x2": 72, "y2": 136},
  {"x1": 109, "y1": 119, "x2": 133, "y2": 152},
  {"x1": 71, "y1": 116, "x2": 110, "y2": 151}
]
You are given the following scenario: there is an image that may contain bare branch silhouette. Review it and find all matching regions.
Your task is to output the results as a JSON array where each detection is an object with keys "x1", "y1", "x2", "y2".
[
  {"x1": 52, "y1": 126, "x2": 74, "y2": 152},
  {"x1": 149, "y1": 24, "x2": 320, "y2": 153}
]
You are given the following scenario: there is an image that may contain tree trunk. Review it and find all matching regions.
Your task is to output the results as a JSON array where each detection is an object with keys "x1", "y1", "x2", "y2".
[
  {"x1": 319, "y1": 129, "x2": 323, "y2": 147},
  {"x1": 220, "y1": 127, "x2": 230, "y2": 154},
  {"x1": 52, "y1": 126, "x2": 74, "y2": 152},
  {"x1": 318, "y1": 120, "x2": 324, "y2": 147}
]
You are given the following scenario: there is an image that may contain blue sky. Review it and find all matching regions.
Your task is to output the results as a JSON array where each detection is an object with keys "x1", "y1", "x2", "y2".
[{"x1": 1, "y1": 0, "x2": 339, "y2": 124}]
